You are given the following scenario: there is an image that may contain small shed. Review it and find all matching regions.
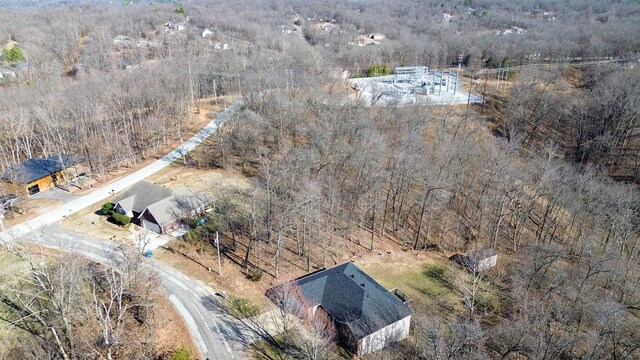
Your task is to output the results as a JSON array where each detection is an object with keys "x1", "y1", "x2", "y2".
[
  {"x1": 202, "y1": 28, "x2": 214, "y2": 38},
  {"x1": 468, "y1": 248, "x2": 498, "y2": 272},
  {"x1": 449, "y1": 248, "x2": 498, "y2": 273}
]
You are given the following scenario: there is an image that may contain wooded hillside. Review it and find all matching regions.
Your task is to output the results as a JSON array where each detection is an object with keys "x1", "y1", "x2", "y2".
[{"x1": 0, "y1": 0, "x2": 639, "y2": 359}]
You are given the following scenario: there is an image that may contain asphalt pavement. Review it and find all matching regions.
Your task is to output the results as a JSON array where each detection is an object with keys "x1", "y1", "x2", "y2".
[
  {"x1": 0, "y1": 102, "x2": 241, "y2": 242},
  {"x1": 27, "y1": 225, "x2": 246, "y2": 360},
  {"x1": 0, "y1": 102, "x2": 245, "y2": 359}
]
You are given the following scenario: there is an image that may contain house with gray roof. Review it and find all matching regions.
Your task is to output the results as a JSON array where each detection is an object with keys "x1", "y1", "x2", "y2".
[
  {"x1": 0, "y1": 154, "x2": 79, "y2": 197},
  {"x1": 112, "y1": 181, "x2": 207, "y2": 234},
  {"x1": 266, "y1": 262, "x2": 412, "y2": 356}
]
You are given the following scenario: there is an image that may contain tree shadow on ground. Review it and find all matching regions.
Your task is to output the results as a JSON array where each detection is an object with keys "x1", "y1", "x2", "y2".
[{"x1": 200, "y1": 294, "x2": 288, "y2": 360}]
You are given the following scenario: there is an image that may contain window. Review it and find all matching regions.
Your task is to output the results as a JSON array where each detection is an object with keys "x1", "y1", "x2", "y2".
[{"x1": 27, "y1": 184, "x2": 40, "y2": 196}]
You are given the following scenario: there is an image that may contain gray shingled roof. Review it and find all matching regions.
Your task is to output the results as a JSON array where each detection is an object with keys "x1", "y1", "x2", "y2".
[
  {"x1": 1, "y1": 154, "x2": 77, "y2": 184},
  {"x1": 113, "y1": 181, "x2": 173, "y2": 214},
  {"x1": 267, "y1": 262, "x2": 412, "y2": 339},
  {"x1": 141, "y1": 188, "x2": 207, "y2": 226},
  {"x1": 143, "y1": 198, "x2": 182, "y2": 227}
]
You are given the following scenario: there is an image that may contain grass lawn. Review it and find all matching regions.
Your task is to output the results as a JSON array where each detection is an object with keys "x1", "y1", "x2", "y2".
[
  {"x1": 61, "y1": 195, "x2": 133, "y2": 241},
  {"x1": 357, "y1": 253, "x2": 504, "y2": 319}
]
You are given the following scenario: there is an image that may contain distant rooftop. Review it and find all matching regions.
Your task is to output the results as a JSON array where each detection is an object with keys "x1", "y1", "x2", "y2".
[{"x1": 394, "y1": 66, "x2": 429, "y2": 75}]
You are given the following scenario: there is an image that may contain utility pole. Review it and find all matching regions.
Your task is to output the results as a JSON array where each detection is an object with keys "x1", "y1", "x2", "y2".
[
  {"x1": 215, "y1": 231, "x2": 222, "y2": 276},
  {"x1": 481, "y1": 73, "x2": 488, "y2": 115},
  {"x1": 467, "y1": 78, "x2": 472, "y2": 107},
  {"x1": 456, "y1": 53, "x2": 463, "y2": 95},
  {"x1": 188, "y1": 59, "x2": 198, "y2": 115}
]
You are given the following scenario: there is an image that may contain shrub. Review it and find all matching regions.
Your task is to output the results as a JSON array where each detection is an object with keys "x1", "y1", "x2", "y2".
[
  {"x1": 208, "y1": 151, "x2": 227, "y2": 168},
  {"x1": 187, "y1": 217, "x2": 200, "y2": 229},
  {"x1": 249, "y1": 268, "x2": 263, "y2": 282},
  {"x1": 174, "y1": 5, "x2": 187, "y2": 15},
  {"x1": 229, "y1": 297, "x2": 259, "y2": 319},
  {"x1": 182, "y1": 229, "x2": 198, "y2": 241},
  {"x1": 2, "y1": 46, "x2": 24, "y2": 63},
  {"x1": 170, "y1": 346, "x2": 193, "y2": 360},
  {"x1": 203, "y1": 220, "x2": 219, "y2": 234},
  {"x1": 367, "y1": 64, "x2": 391, "y2": 77},
  {"x1": 101, "y1": 202, "x2": 114, "y2": 215},
  {"x1": 110, "y1": 212, "x2": 131, "y2": 226}
]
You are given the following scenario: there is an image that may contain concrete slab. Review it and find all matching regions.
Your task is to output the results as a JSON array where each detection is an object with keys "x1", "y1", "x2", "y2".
[
  {"x1": 349, "y1": 72, "x2": 482, "y2": 106},
  {"x1": 31, "y1": 187, "x2": 80, "y2": 203}
]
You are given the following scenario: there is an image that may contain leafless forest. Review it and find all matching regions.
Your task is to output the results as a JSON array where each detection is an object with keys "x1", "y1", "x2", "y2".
[{"x1": 1, "y1": 0, "x2": 639, "y2": 359}]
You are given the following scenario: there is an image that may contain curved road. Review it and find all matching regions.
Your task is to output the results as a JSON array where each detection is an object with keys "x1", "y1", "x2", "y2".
[
  {"x1": 27, "y1": 225, "x2": 245, "y2": 360},
  {"x1": 1, "y1": 102, "x2": 245, "y2": 359}
]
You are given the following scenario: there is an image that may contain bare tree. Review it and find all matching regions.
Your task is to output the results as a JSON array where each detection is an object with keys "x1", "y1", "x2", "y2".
[
  {"x1": 0, "y1": 247, "x2": 88, "y2": 359},
  {"x1": 289, "y1": 310, "x2": 336, "y2": 360},
  {"x1": 266, "y1": 281, "x2": 309, "y2": 349},
  {"x1": 0, "y1": 244, "x2": 160, "y2": 359},
  {"x1": 415, "y1": 315, "x2": 486, "y2": 360},
  {"x1": 456, "y1": 265, "x2": 487, "y2": 318}
]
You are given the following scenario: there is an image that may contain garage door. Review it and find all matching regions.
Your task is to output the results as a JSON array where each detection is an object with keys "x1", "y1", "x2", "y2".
[
  {"x1": 27, "y1": 184, "x2": 40, "y2": 196},
  {"x1": 142, "y1": 219, "x2": 161, "y2": 234}
]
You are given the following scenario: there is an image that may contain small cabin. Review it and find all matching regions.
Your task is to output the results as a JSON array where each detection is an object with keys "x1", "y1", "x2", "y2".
[{"x1": 1, "y1": 155, "x2": 78, "y2": 197}]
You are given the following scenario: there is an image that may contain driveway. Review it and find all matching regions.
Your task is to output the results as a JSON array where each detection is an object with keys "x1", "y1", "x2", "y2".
[
  {"x1": 0, "y1": 102, "x2": 244, "y2": 358},
  {"x1": 1, "y1": 102, "x2": 240, "y2": 242},
  {"x1": 30, "y1": 187, "x2": 80, "y2": 203}
]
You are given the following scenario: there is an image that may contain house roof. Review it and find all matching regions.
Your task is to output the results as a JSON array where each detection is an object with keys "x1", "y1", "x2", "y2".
[
  {"x1": 143, "y1": 189, "x2": 206, "y2": 227},
  {"x1": 1, "y1": 154, "x2": 78, "y2": 184},
  {"x1": 115, "y1": 182, "x2": 206, "y2": 228},
  {"x1": 267, "y1": 262, "x2": 412, "y2": 339},
  {"x1": 468, "y1": 248, "x2": 497, "y2": 261},
  {"x1": 143, "y1": 198, "x2": 180, "y2": 227},
  {"x1": 113, "y1": 181, "x2": 173, "y2": 214}
]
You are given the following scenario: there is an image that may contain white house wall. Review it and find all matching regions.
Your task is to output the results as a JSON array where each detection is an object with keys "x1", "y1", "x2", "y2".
[
  {"x1": 358, "y1": 315, "x2": 411, "y2": 356},
  {"x1": 478, "y1": 255, "x2": 498, "y2": 271}
]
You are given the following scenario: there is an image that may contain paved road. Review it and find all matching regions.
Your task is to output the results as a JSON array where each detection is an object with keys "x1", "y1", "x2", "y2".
[
  {"x1": 0, "y1": 103, "x2": 245, "y2": 358},
  {"x1": 27, "y1": 225, "x2": 247, "y2": 360},
  {"x1": 0, "y1": 102, "x2": 240, "y2": 242}
]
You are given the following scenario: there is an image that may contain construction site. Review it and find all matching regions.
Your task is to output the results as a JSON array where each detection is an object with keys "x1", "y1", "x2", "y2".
[{"x1": 349, "y1": 66, "x2": 482, "y2": 106}]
